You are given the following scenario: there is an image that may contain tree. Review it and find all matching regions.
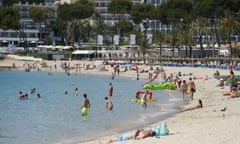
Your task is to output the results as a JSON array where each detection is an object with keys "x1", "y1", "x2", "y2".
[
  {"x1": 193, "y1": 0, "x2": 240, "y2": 19},
  {"x1": 92, "y1": 12, "x2": 106, "y2": 35},
  {"x1": 165, "y1": 26, "x2": 180, "y2": 57},
  {"x1": 191, "y1": 17, "x2": 209, "y2": 57},
  {"x1": 108, "y1": 0, "x2": 133, "y2": 36},
  {"x1": 108, "y1": 0, "x2": 133, "y2": 20},
  {"x1": 220, "y1": 10, "x2": 240, "y2": 57},
  {"x1": 0, "y1": 7, "x2": 20, "y2": 30},
  {"x1": 152, "y1": 30, "x2": 165, "y2": 62},
  {"x1": 47, "y1": 18, "x2": 67, "y2": 44},
  {"x1": 130, "y1": 3, "x2": 155, "y2": 24},
  {"x1": 116, "y1": 20, "x2": 133, "y2": 36},
  {"x1": 156, "y1": 0, "x2": 193, "y2": 25},
  {"x1": 130, "y1": 29, "x2": 150, "y2": 63},
  {"x1": 78, "y1": 19, "x2": 92, "y2": 43},
  {"x1": 0, "y1": 7, "x2": 22, "y2": 45},
  {"x1": 58, "y1": 0, "x2": 94, "y2": 45},
  {"x1": 29, "y1": 6, "x2": 51, "y2": 42},
  {"x1": 177, "y1": 26, "x2": 195, "y2": 58}
]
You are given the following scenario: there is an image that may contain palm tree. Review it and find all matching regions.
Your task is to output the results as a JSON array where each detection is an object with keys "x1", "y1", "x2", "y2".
[
  {"x1": 135, "y1": 31, "x2": 151, "y2": 63},
  {"x1": 178, "y1": 27, "x2": 194, "y2": 58},
  {"x1": 192, "y1": 17, "x2": 209, "y2": 58},
  {"x1": 152, "y1": 30, "x2": 165, "y2": 63},
  {"x1": 140, "y1": 38, "x2": 150, "y2": 63},
  {"x1": 220, "y1": 10, "x2": 240, "y2": 57},
  {"x1": 166, "y1": 26, "x2": 180, "y2": 57}
]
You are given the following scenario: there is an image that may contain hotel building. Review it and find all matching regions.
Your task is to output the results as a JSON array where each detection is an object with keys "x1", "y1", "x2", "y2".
[{"x1": 0, "y1": 0, "x2": 170, "y2": 47}]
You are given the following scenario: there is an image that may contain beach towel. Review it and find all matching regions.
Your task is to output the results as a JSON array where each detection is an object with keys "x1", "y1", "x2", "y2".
[
  {"x1": 116, "y1": 134, "x2": 129, "y2": 141},
  {"x1": 152, "y1": 122, "x2": 169, "y2": 136},
  {"x1": 159, "y1": 122, "x2": 169, "y2": 136}
]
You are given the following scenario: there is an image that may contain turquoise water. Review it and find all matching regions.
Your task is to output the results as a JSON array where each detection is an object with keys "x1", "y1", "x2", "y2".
[{"x1": 0, "y1": 70, "x2": 182, "y2": 144}]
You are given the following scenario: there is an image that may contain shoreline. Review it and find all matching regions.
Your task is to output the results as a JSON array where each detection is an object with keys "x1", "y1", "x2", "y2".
[{"x1": 1, "y1": 57, "x2": 240, "y2": 144}]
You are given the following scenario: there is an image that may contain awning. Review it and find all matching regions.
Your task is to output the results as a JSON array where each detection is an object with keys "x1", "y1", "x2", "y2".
[
  {"x1": 37, "y1": 45, "x2": 73, "y2": 50},
  {"x1": 72, "y1": 50, "x2": 95, "y2": 54}
]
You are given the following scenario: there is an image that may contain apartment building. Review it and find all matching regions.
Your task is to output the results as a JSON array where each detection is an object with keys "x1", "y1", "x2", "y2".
[
  {"x1": 93, "y1": 0, "x2": 170, "y2": 33},
  {"x1": 0, "y1": 1, "x2": 57, "y2": 47},
  {"x1": 0, "y1": 0, "x2": 170, "y2": 47}
]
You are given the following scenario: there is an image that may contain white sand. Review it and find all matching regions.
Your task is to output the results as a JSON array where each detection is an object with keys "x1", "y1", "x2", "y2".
[{"x1": 1, "y1": 56, "x2": 240, "y2": 144}]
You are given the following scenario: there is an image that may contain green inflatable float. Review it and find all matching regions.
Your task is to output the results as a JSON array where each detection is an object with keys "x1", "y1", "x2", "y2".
[{"x1": 143, "y1": 82, "x2": 177, "y2": 90}]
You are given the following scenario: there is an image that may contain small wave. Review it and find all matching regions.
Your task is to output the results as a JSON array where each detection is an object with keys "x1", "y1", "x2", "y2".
[{"x1": 169, "y1": 97, "x2": 181, "y2": 102}]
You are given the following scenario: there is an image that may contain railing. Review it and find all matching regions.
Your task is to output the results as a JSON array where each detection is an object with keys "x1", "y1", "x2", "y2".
[{"x1": 95, "y1": 56, "x2": 240, "y2": 63}]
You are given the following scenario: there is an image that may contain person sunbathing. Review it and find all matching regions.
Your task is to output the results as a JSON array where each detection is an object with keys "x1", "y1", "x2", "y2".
[
  {"x1": 108, "y1": 129, "x2": 156, "y2": 143},
  {"x1": 216, "y1": 79, "x2": 224, "y2": 87},
  {"x1": 180, "y1": 99, "x2": 203, "y2": 112}
]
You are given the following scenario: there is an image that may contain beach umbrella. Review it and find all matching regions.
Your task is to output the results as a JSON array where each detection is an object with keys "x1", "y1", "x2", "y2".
[
  {"x1": 23, "y1": 61, "x2": 29, "y2": 65},
  {"x1": 109, "y1": 61, "x2": 117, "y2": 65},
  {"x1": 131, "y1": 64, "x2": 137, "y2": 67},
  {"x1": 153, "y1": 65, "x2": 162, "y2": 69}
]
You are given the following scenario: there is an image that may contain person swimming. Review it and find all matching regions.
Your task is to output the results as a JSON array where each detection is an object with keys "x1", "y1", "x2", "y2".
[
  {"x1": 37, "y1": 93, "x2": 41, "y2": 98},
  {"x1": 105, "y1": 97, "x2": 113, "y2": 111},
  {"x1": 30, "y1": 88, "x2": 36, "y2": 94},
  {"x1": 74, "y1": 88, "x2": 78, "y2": 96}
]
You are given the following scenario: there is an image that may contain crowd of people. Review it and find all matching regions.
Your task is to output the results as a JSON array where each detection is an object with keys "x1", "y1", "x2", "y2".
[
  {"x1": 15, "y1": 60, "x2": 213, "y2": 144},
  {"x1": 18, "y1": 88, "x2": 41, "y2": 100}
]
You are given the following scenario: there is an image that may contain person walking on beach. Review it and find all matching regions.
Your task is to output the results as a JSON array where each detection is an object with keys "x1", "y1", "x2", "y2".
[
  {"x1": 109, "y1": 83, "x2": 113, "y2": 97},
  {"x1": 105, "y1": 97, "x2": 113, "y2": 111},
  {"x1": 187, "y1": 77, "x2": 196, "y2": 100},
  {"x1": 81, "y1": 93, "x2": 91, "y2": 116},
  {"x1": 181, "y1": 80, "x2": 188, "y2": 102},
  {"x1": 229, "y1": 71, "x2": 237, "y2": 91}
]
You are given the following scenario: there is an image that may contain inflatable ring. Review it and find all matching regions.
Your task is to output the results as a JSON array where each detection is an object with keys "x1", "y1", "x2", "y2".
[{"x1": 131, "y1": 98, "x2": 157, "y2": 103}]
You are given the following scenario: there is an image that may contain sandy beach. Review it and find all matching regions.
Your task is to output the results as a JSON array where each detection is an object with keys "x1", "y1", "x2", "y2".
[{"x1": 1, "y1": 56, "x2": 240, "y2": 144}]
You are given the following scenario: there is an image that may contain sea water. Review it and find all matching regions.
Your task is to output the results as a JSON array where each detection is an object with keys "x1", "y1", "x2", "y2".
[{"x1": 0, "y1": 70, "x2": 182, "y2": 144}]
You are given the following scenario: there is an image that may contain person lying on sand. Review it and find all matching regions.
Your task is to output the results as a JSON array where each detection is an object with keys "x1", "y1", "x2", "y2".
[
  {"x1": 108, "y1": 129, "x2": 156, "y2": 143},
  {"x1": 180, "y1": 99, "x2": 203, "y2": 112},
  {"x1": 216, "y1": 78, "x2": 224, "y2": 87}
]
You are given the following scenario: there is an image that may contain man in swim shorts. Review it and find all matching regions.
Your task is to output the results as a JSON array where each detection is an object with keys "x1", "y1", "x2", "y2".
[
  {"x1": 187, "y1": 77, "x2": 196, "y2": 100},
  {"x1": 81, "y1": 93, "x2": 91, "y2": 116}
]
